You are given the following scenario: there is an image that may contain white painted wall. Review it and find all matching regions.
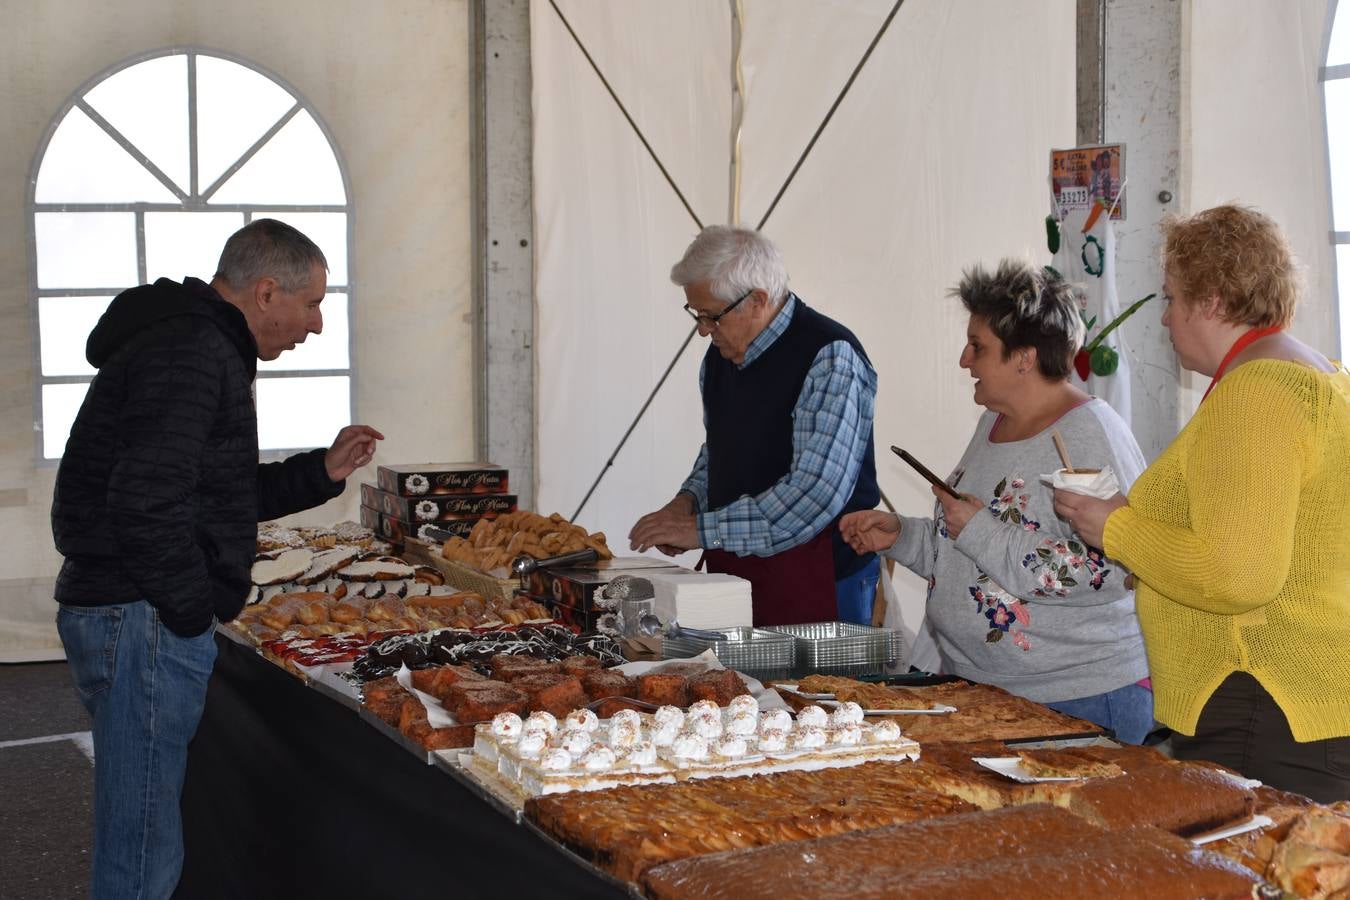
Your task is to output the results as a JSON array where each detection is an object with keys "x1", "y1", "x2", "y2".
[
  {"x1": 1186, "y1": 0, "x2": 1339, "y2": 374},
  {"x1": 0, "y1": 0, "x2": 474, "y2": 659}
]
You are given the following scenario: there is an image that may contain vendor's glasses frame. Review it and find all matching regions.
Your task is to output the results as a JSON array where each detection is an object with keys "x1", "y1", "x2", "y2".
[{"x1": 684, "y1": 289, "x2": 754, "y2": 328}]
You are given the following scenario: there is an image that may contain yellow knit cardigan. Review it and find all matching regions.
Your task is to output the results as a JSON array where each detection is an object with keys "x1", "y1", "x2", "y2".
[{"x1": 1104, "y1": 359, "x2": 1350, "y2": 742}]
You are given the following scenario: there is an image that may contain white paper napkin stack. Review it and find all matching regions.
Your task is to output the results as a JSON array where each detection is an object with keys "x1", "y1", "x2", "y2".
[{"x1": 644, "y1": 572, "x2": 754, "y2": 631}]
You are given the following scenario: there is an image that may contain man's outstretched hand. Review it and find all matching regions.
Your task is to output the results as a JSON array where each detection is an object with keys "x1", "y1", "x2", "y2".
[{"x1": 325, "y1": 425, "x2": 385, "y2": 481}]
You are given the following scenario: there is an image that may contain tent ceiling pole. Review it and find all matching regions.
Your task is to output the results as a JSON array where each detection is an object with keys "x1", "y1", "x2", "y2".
[{"x1": 471, "y1": 0, "x2": 536, "y2": 510}]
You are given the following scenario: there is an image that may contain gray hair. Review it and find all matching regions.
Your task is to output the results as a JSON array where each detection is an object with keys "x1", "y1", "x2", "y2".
[
  {"x1": 952, "y1": 259, "x2": 1086, "y2": 381},
  {"x1": 670, "y1": 225, "x2": 789, "y2": 305},
  {"x1": 214, "y1": 218, "x2": 328, "y2": 293}
]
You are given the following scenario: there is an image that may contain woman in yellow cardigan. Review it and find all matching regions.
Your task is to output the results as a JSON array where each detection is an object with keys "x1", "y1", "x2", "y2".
[{"x1": 1055, "y1": 204, "x2": 1350, "y2": 802}]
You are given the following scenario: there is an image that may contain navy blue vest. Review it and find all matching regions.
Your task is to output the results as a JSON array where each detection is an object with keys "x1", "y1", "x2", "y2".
[{"x1": 703, "y1": 296, "x2": 879, "y2": 578}]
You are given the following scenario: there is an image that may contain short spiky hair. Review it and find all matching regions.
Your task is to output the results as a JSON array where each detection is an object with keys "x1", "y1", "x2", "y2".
[
  {"x1": 1161, "y1": 204, "x2": 1300, "y2": 328},
  {"x1": 214, "y1": 218, "x2": 327, "y2": 294},
  {"x1": 952, "y1": 259, "x2": 1085, "y2": 380},
  {"x1": 669, "y1": 225, "x2": 789, "y2": 305}
]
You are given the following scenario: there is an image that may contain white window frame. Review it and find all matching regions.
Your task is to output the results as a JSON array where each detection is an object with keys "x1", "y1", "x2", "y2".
[
  {"x1": 26, "y1": 46, "x2": 356, "y2": 464},
  {"x1": 1324, "y1": 1, "x2": 1349, "y2": 358}
]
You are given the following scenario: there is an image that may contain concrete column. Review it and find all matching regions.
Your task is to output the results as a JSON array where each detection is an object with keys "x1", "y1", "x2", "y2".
[
  {"x1": 471, "y1": 0, "x2": 536, "y2": 509},
  {"x1": 1079, "y1": 0, "x2": 1184, "y2": 460}
]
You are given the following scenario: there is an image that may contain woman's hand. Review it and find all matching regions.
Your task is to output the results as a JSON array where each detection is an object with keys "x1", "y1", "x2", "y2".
[
  {"x1": 839, "y1": 509, "x2": 901, "y2": 554},
  {"x1": 934, "y1": 487, "x2": 984, "y2": 539},
  {"x1": 1053, "y1": 490, "x2": 1129, "y2": 549}
]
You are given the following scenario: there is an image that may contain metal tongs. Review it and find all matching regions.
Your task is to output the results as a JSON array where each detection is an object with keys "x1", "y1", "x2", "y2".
[
  {"x1": 635, "y1": 613, "x2": 727, "y2": 642},
  {"x1": 510, "y1": 548, "x2": 600, "y2": 579}
]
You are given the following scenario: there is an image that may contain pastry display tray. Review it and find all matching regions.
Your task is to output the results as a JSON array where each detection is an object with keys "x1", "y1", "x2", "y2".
[
  {"x1": 356, "y1": 706, "x2": 435, "y2": 765},
  {"x1": 434, "y1": 750, "x2": 525, "y2": 822}
]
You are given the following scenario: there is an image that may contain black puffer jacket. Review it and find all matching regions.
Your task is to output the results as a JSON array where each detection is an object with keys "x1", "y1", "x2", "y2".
[{"x1": 52, "y1": 277, "x2": 343, "y2": 636}]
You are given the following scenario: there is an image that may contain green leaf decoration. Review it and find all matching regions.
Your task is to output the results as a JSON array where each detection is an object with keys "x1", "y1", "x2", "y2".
[
  {"x1": 1068, "y1": 541, "x2": 1085, "y2": 555},
  {"x1": 1045, "y1": 215, "x2": 1061, "y2": 255},
  {"x1": 1090, "y1": 344, "x2": 1120, "y2": 376},
  {"x1": 986, "y1": 630, "x2": 1004, "y2": 643},
  {"x1": 994, "y1": 478, "x2": 1007, "y2": 497},
  {"x1": 977, "y1": 573, "x2": 990, "y2": 583},
  {"x1": 1084, "y1": 293, "x2": 1155, "y2": 353},
  {"x1": 1037, "y1": 548, "x2": 1053, "y2": 560},
  {"x1": 1010, "y1": 508, "x2": 1022, "y2": 524},
  {"x1": 1061, "y1": 577, "x2": 1079, "y2": 587}
]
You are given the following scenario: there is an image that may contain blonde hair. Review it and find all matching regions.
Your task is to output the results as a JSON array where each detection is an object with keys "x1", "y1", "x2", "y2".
[{"x1": 1161, "y1": 204, "x2": 1300, "y2": 328}]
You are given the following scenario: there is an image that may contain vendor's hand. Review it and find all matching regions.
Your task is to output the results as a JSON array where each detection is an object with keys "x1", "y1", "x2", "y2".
[
  {"x1": 935, "y1": 487, "x2": 983, "y2": 540},
  {"x1": 1052, "y1": 489, "x2": 1129, "y2": 550},
  {"x1": 324, "y1": 424, "x2": 384, "y2": 481},
  {"x1": 839, "y1": 509, "x2": 901, "y2": 554},
  {"x1": 629, "y1": 494, "x2": 699, "y2": 554}
]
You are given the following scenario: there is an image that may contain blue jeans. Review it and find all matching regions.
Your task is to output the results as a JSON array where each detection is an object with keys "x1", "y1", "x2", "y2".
[
  {"x1": 835, "y1": 555, "x2": 881, "y2": 625},
  {"x1": 1045, "y1": 682, "x2": 1155, "y2": 745},
  {"x1": 58, "y1": 601, "x2": 217, "y2": 900}
]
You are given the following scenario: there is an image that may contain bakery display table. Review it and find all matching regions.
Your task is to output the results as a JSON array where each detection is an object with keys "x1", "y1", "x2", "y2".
[{"x1": 177, "y1": 635, "x2": 626, "y2": 899}]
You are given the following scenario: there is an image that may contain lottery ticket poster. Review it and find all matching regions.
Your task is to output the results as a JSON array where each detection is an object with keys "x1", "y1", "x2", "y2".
[{"x1": 1050, "y1": 143, "x2": 1126, "y2": 220}]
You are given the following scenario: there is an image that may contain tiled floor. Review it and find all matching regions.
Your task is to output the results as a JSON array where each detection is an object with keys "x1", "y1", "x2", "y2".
[{"x1": 0, "y1": 662, "x2": 92, "y2": 899}]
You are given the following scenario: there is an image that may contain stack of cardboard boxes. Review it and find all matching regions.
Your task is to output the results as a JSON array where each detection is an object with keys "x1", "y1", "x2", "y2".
[{"x1": 359, "y1": 463, "x2": 516, "y2": 546}]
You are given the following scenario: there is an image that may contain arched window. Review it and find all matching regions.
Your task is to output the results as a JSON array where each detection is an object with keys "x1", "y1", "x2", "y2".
[
  {"x1": 1325, "y1": 3, "x2": 1350, "y2": 356},
  {"x1": 29, "y1": 48, "x2": 353, "y2": 460}
]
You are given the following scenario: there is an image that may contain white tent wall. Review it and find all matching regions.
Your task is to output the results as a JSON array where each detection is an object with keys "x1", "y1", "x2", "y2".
[
  {"x1": 0, "y1": 0, "x2": 474, "y2": 660},
  {"x1": 1182, "y1": 0, "x2": 1341, "y2": 418},
  {"x1": 533, "y1": 0, "x2": 1077, "y2": 615}
]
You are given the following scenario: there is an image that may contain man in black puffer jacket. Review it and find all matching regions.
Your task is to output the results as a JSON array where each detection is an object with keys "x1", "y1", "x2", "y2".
[{"x1": 51, "y1": 218, "x2": 383, "y2": 899}]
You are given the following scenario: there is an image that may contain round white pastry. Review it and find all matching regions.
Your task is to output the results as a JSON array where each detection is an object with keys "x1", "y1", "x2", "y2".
[
  {"x1": 654, "y1": 705, "x2": 685, "y2": 729},
  {"x1": 556, "y1": 728, "x2": 593, "y2": 755},
  {"x1": 624, "y1": 740, "x2": 657, "y2": 767},
  {"x1": 516, "y1": 731, "x2": 548, "y2": 756},
  {"x1": 831, "y1": 723, "x2": 863, "y2": 746},
  {"x1": 715, "y1": 736, "x2": 749, "y2": 758},
  {"x1": 405, "y1": 474, "x2": 430, "y2": 495},
  {"x1": 829, "y1": 701, "x2": 865, "y2": 727},
  {"x1": 688, "y1": 700, "x2": 721, "y2": 722},
  {"x1": 414, "y1": 499, "x2": 439, "y2": 521},
  {"x1": 689, "y1": 715, "x2": 724, "y2": 739},
  {"x1": 671, "y1": 732, "x2": 709, "y2": 760},
  {"x1": 579, "y1": 744, "x2": 617, "y2": 771},
  {"x1": 608, "y1": 709, "x2": 642, "y2": 731},
  {"x1": 653, "y1": 719, "x2": 682, "y2": 747},
  {"x1": 727, "y1": 694, "x2": 759, "y2": 718},
  {"x1": 726, "y1": 710, "x2": 758, "y2": 736},
  {"x1": 757, "y1": 728, "x2": 788, "y2": 753},
  {"x1": 525, "y1": 711, "x2": 558, "y2": 735},
  {"x1": 759, "y1": 708, "x2": 793, "y2": 733},
  {"x1": 792, "y1": 726, "x2": 827, "y2": 749},
  {"x1": 608, "y1": 718, "x2": 641, "y2": 749},
  {"x1": 868, "y1": 719, "x2": 902, "y2": 743},
  {"x1": 540, "y1": 748, "x2": 573, "y2": 771},
  {"x1": 490, "y1": 712, "x2": 523, "y2": 740},
  {"x1": 796, "y1": 705, "x2": 829, "y2": 728},
  {"x1": 564, "y1": 708, "x2": 599, "y2": 732}
]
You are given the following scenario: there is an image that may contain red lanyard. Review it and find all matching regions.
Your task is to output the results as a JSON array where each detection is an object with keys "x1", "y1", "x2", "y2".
[{"x1": 1201, "y1": 326, "x2": 1282, "y2": 402}]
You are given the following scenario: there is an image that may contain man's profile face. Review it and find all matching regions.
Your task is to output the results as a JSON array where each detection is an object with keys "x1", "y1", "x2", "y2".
[
  {"x1": 255, "y1": 262, "x2": 326, "y2": 360},
  {"x1": 684, "y1": 281, "x2": 765, "y2": 366}
]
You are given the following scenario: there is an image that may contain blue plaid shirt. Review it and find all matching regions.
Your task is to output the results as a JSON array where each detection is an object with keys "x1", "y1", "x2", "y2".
[{"x1": 679, "y1": 295, "x2": 877, "y2": 557}]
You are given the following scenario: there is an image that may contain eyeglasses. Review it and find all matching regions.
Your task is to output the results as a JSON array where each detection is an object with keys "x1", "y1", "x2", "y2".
[{"x1": 683, "y1": 289, "x2": 754, "y2": 328}]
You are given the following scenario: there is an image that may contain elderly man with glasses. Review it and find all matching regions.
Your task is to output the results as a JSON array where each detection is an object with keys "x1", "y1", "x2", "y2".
[{"x1": 628, "y1": 225, "x2": 880, "y2": 626}]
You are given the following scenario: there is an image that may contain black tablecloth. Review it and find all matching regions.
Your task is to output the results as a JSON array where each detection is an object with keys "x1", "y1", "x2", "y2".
[{"x1": 178, "y1": 636, "x2": 627, "y2": 899}]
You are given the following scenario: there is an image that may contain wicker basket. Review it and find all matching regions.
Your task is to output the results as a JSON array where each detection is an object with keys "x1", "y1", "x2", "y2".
[{"x1": 399, "y1": 538, "x2": 518, "y2": 601}]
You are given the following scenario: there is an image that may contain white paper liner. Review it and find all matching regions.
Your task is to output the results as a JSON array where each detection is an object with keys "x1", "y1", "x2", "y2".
[
  {"x1": 1189, "y1": 814, "x2": 1275, "y2": 845},
  {"x1": 1040, "y1": 466, "x2": 1120, "y2": 498},
  {"x1": 973, "y1": 756, "x2": 1108, "y2": 783}
]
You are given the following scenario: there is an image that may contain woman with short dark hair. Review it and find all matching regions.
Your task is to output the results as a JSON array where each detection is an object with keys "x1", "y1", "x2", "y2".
[
  {"x1": 1055, "y1": 204, "x2": 1350, "y2": 800},
  {"x1": 842, "y1": 259, "x2": 1153, "y2": 743}
]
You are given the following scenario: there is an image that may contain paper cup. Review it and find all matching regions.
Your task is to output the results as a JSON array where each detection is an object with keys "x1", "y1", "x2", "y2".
[{"x1": 1041, "y1": 466, "x2": 1120, "y2": 499}]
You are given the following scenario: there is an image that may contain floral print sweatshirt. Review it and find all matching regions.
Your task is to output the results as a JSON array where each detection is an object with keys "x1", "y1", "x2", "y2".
[{"x1": 886, "y1": 399, "x2": 1149, "y2": 704}]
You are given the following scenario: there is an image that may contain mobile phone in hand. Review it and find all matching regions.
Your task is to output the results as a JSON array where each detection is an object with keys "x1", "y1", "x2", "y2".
[{"x1": 891, "y1": 446, "x2": 963, "y2": 500}]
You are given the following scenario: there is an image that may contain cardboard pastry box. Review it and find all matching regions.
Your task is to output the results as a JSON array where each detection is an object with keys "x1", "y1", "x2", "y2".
[
  {"x1": 377, "y1": 463, "x2": 508, "y2": 497},
  {"x1": 380, "y1": 492, "x2": 517, "y2": 524}
]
